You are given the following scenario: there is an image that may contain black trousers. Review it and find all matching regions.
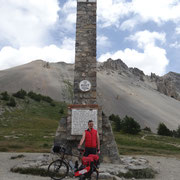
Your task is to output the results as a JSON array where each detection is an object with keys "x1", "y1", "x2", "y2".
[{"x1": 84, "y1": 147, "x2": 97, "y2": 157}]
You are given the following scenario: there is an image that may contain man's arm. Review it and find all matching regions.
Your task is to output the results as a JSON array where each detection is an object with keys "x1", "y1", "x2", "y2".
[
  {"x1": 97, "y1": 133, "x2": 100, "y2": 151},
  {"x1": 78, "y1": 131, "x2": 85, "y2": 148}
]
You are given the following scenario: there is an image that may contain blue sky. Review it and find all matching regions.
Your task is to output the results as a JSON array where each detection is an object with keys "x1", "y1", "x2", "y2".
[{"x1": 0, "y1": 0, "x2": 180, "y2": 75}]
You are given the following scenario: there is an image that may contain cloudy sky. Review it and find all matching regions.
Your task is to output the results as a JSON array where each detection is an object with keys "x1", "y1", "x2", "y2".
[{"x1": 0, "y1": 0, "x2": 180, "y2": 75}]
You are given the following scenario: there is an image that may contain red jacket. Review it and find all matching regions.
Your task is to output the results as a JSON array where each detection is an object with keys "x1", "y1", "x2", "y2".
[{"x1": 85, "y1": 128, "x2": 97, "y2": 148}]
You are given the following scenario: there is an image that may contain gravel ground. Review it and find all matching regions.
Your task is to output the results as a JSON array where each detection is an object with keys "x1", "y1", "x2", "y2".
[
  {"x1": 0, "y1": 153, "x2": 50, "y2": 180},
  {"x1": 135, "y1": 155, "x2": 180, "y2": 180},
  {"x1": 1, "y1": 153, "x2": 180, "y2": 180}
]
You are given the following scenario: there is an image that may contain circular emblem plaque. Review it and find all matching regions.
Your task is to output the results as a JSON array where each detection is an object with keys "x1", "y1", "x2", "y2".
[{"x1": 79, "y1": 80, "x2": 91, "y2": 92}]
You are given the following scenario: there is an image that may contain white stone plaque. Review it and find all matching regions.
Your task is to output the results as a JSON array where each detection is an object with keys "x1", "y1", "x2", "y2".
[
  {"x1": 79, "y1": 80, "x2": 91, "y2": 92},
  {"x1": 71, "y1": 109, "x2": 97, "y2": 135}
]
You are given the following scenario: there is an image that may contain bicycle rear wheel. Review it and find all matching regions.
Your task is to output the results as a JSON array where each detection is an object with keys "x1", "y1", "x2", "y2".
[{"x1": 48, "y1": 160, "x2": 69, "y2": 180}]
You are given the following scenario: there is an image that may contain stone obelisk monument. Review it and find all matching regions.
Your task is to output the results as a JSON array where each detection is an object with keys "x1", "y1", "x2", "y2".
[
  {"x1": 74, "y1": 0, "x2": 97, "y2": 105},
  {"x1": 55, "y1": 0, "x2": 120, "y2": 163},
  {"x1": 68, "y1": 0, "x2": 102, "y2": 139}
]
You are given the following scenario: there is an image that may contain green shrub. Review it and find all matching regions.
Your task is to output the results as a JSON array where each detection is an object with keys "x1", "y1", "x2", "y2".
[
  {"x1": 172, "y1": 130, "x2": 178, "y2": 137},
  {"x1": 121, "y1": 116, "x2": 141, "y2": 135},
  {"x1": 28, "y1": 91, "x2": 41, "y2": 102},
  {"x1": 113, "y1": 115, "x2": 122, "y2": 132},
  {"x1": 109, "y1": 114, "x2": 116, "y2": 121},
  {"x1": 143, "y1": 127, "x2": 152, "y2": 132},
  {"x1": 157, "y1": 123, "x2": 172, "y2": 137},
  {"x1": 41, "y1": 96, "x2": 53, "y2": 103},
  {"x1": 13, "y1": 89, "x2": 27, "y2": 99},
  {"x1": 59, "y1": 107, "x2": 64, "y2": 114},
  {"x1": 50, "y1": 102, "x2": 56, "y2": 107},
  {"x1": 43, "y1": 143, "x2": 49, "y2": 148},
  {"x1": 176, "y1": 125, "x2": 180, "y2": 138},
  {"x1": 27, "y1": 91, "x2": 53, "y2": 104},
  {"x1": 109, "y1": 114, "x2": 122, "y2": 131},
  {"x1": 7, "y1": 97, "x2": 16, "y2": 107},
  {"x1": 1, "y1": 91, "x2": 10, "y2": 101}
]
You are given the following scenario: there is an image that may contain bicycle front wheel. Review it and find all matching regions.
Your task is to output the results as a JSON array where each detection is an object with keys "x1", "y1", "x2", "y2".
[{"x1": 48, "y1": 160, "x2": 69, "y2": 180}]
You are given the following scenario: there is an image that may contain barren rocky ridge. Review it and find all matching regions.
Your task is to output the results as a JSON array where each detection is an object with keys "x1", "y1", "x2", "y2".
[{"x1": 0, "y1": 59, "x2": 180, "y2": 132}]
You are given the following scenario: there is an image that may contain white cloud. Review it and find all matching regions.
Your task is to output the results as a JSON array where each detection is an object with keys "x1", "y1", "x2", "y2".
[
  {"x1": 0, "y1": 0, "x2": 60, "y2": 47},
  {"x1": 97, "y1": 35, "x2": 111, "y2": 48},
  {"x1": 59, "y1": 0, "x2": 77, "y2": 31},
  {"x1": 131, "y1": 0, "x2": 180, "y2": 24},
  {"x1": 62, "y1": 0, "x2": 76, "y2": 13},
  {"x1": 127, "y1": 30, "x2": 166, "y2": 48},
  {"x1": 170, "y1": 41, "x2": 180, "y2": 48},
  {"x1": 120, "y1": 17, "x2": 139, "y2": 31},
  {"x1": 97, "y1": 0, "x2": 132, "y2": 28},
  {"x1": 0, "y1": 38, "x2": 75, "y2": 70},
  {"x1": 176, "y1": 27, "x2": 180, "y2": 34},
  {"x1": 96, "y1": 0, "x2": 180, "y2": 29},
  {"x1": 98, "y1": 30, "x2": 169, "y2": 75}
]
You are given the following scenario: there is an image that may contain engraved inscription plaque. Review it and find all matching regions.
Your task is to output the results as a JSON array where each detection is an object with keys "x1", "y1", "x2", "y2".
[{"x1": 71, "y1": 109, "x2": 97, "y2": 135}]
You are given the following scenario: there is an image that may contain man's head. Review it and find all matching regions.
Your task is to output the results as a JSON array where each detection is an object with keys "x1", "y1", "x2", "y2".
[{"x1": 88, "y1": 120, "x2": 94, "y2": 130}]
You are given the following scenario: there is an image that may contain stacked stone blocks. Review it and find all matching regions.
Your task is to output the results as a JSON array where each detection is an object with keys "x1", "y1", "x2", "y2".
[{"x1": 74, "y1": 0, "x2": 97, "y2": 105}]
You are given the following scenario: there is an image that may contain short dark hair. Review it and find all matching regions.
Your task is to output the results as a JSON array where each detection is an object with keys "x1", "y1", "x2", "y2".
[{"x1": 88, "y1": 120, "x2": 93, "y2": 123}]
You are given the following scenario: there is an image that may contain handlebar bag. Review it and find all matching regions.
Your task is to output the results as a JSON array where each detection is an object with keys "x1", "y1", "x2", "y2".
[{"x1": 88, "y1": 154, "x2": 99, "y2": 161}]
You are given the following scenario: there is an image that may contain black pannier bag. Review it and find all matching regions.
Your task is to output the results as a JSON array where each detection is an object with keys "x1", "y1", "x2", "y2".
[{"x1": 53, "y1": 145, "x2": 61, "y2": 153}]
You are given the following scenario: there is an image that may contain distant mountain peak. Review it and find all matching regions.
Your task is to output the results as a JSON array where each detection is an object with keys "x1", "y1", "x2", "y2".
[
  {"x1": 101, "y1": 58, "x2": 129, "y2": 71},
  {"x1": 31, "y1": 59, "x2": 46, "y2": 63}
]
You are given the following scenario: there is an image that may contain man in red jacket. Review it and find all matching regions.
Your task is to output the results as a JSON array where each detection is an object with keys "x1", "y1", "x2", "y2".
[{"x1": 78, "y1": 120, "x2": 100, "y2": 156}]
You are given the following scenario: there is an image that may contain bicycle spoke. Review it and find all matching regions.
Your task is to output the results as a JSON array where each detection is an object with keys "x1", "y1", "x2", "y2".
[{"x1": 48, "y1": 160, "x2": 69, "y2": 180}]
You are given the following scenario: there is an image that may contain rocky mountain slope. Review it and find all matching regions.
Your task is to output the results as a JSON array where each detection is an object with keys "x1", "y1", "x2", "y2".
[{"x1": 0, "y1": 59, "x2": 180, "y2": 132}]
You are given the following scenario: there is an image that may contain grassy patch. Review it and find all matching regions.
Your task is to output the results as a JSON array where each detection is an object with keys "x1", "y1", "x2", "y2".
[
  {"x1": 0, "y1": 97, "x2": 67, "y2": 152},
  {"x1": 11, "y1": 167, "x2": 50, "y2": 177},
  {"x1": 1, "y1": 95, "x2": 180, "y2": 158},
  {"x1": 11, "y1": 167, "x2": 65, "y2": 178},
  {"x1": 0, "y1": 147, "x2": 8, "y2": 152},
  {"x1": 115, "y1": 131, "x2": 180, "y2": 157}
]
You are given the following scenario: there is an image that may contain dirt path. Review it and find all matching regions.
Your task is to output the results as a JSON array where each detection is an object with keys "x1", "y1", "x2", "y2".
[
  {"x1": 141, "y1": 134, "x2": 180, "y2": 149},
  {"x1": 141, "y1": 135, "x2": 147, "y2": 140},
  {"x1": 1, "y1": 153, "x2": 180, "y2": 180},
  {"x1": 135, "y1": 155, "x2": 180, "y2": 180}
]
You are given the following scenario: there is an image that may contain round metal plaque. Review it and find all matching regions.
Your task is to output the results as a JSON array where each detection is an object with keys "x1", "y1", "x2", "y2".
[{"x1": 79, "y1": 80, "x2": 91, "y2": 92}]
